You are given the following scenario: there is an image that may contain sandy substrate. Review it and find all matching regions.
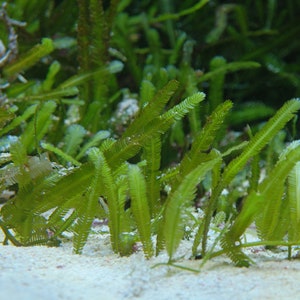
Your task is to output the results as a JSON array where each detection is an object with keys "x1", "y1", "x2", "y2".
[{"x1": 1, "y1": 230, "x2": 300, "y2": 300}]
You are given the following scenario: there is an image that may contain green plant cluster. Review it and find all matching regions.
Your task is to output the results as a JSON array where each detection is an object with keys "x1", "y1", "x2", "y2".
[{"x1": 0, "y1": 0, "x2": 300, "y2": 269}]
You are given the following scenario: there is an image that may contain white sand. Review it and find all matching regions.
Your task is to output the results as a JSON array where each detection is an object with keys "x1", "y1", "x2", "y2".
[{"x1": 1, "y1": 230, "x2": 300, "y2": 300}]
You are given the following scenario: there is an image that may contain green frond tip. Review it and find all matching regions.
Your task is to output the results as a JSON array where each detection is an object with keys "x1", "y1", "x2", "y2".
[
  {"x1": 76, "y1": 130, "x2": 110, "y2": 160},
  {"x1": 160, "y1": 92, "x2": 206, "y2": 127},
  {"x1": 41, "y1": 142, "x2": 81, "y2": 167},
  {"x1": 180, "y1": 99, "x2": 233, "y2": 175},
  {"x1": 3, "y1": 38, "x2": 54, "y2": 77},
  {"x1": 63, "y1": 124, "x2": 86, "y2": 157},
  {"x1": 124, "y1": 79, "x2": 180, "y2": 137}
]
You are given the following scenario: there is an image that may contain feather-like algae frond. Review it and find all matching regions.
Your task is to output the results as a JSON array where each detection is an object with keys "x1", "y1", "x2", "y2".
[
  {"x1": 142, "y1": 134, "x2": 162, "y2": 216},
  {"x1": 76, "y1": 130, "x2": 110, "y2": 160},
  {"x1": 40, "y1": 142, "x2": 81, "y2": 167},
  {"x1": 0, "y1": 105, "x2": 37, "y2": 137},
  {"x1": 72, "y1": 148, "x2": 103, "y2": 253},
  {"x1": 94, "y1": 149, "x2": 121, "y2": 253},
  {"x1": 223, "y1": 99, "x2": 300, "y2": 185},
  {"x1": 201, "y1": 98, "x2": 300, "y2": 256},
  {"x1": 0, "y1": 107, "x2": 14, "y2": 128},
  {"x1": 288, "y1": 161, "x2": 300, "y2": 242},
  {"x1": 105, "y1": 90, "x2": 205, "y2": 168},
  {"x1": 159, "y1": 92, "x2": 206, "y2": 127},
  {"x1": 20, "y1": 101, "x2": 57, "y2": 153},
  {"x1": 3, "y1": 38, "x2": 54, "y2": 77},
  {"x1": 164, "y1": 156, "x2": 221, "y2": 260},
  {"x1": 179, "y1": 100, "x2": 232, "y2": 179},
  {"x1": 63, "y1": 124, "x2": 86, "y2": 158},
  {"x1": 256, "y1": 140, "x2": 300, "y2": 241},
  {"x1": 33, "y1": 163, "x2": 94, "y2": 215},
  {"x1": 128, "y1": 164, "x2": 154, "y2": 258},
  {"x1": 221, "y1": 140, "x2": 300, "y2": 266}
]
